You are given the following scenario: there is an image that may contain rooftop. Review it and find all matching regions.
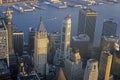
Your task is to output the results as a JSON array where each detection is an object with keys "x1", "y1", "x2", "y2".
[
  {"x1": 18, "y1": 71, "x2": 40, "y2": 80},
  {"x1": 18, "y1": 75, "x2": 40, "y2": 80},
  {"x1": 104, "y1": 18, "x2": 117, "y2": 24},
  {"x1": 102, "y1": 51, "x2": 112, "y2": 56},
  {"x1": 88, "y1": 59, "x2": 98, "y2": 63},
  {"x1": 103, "y1": 36, "x2": 119, "y2": 42},
  {"x1": 37, "y1": 16, "x2": 47, "y2": 32},
  {"x1": 82, "y1": 8, "x2": 97, "y2": 14},
  {"x1": 72, "y1": 34, "x2": 89, "y2": 42},
  {"x1": 0, "y1": 59, "x2": 10, "y2": 76},
  {"x1": 0, "y1": 18, "x2": 7, "y2": 29}
]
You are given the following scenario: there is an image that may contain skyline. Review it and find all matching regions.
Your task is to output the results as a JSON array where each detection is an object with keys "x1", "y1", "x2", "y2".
[{"x1": 0, "y1": 0, "x2": 120, "y2": 80}]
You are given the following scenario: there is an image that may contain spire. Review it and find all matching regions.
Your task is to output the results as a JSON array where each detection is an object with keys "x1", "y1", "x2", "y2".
[
  {"x1": 6, "y1": 6, "x2": 12, "y2": 24},
  {"x1": 37, "y1": 16, "x2": 47, "y2": 32}
]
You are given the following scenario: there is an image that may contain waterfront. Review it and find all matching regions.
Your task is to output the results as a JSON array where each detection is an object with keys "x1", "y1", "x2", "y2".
[{"x1": 4, "y1": 2, "x2": 120, "y2": 46}]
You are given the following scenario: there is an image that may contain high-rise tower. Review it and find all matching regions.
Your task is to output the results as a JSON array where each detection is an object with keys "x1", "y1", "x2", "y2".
[
  {"x1": 111, "y1": 41, "x2": 120, "y2": 78},
  {"x1": 13, "y1": 31, "x2": 24, "y2": 56},
  {"x1": 102, "y1": 18, "x2": 117, "y2": 36},
  {"x1": 84, "y1": 59, "x2": 98, "y2": 80},
  {"x1": 0, "y1": 18, "x2": 9, "y2": 64},
  {"x1": 34, "y1": 16, "x2": 49, "y2": 75},
  {"x1": 60, "y1": 15, "x2": 71, "y2": 59},
  {"x1": 99, "y1": 51, "x2": 113, "y2": 80},
  {"x1": 4, "y1": 7, "x2": 17, "y2": 68},
  {"x1": 5, "y1": 7, "x2": 14, "y2": 55},
  {"x1": 78, "y1": 8, "x2": 97, "y2": 44}
]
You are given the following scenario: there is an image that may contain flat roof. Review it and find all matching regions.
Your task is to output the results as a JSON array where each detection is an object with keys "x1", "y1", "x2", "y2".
[
  {"x1": 0, "y1": 59, "x2": 10, "y2": 76},
  {"x1": 72, "y1": 34, "x2": 89, "y2": 42},
  {"x1": 88, "y1": 59, "x2": 98, "y2": 63},
  {"x1": 103, "y1": 36, "x2": 119, "y2": 42}
]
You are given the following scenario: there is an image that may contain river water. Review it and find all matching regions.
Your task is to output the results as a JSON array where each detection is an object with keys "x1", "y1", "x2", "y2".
[{"x1": 11, "y1": 3, "x2": 120, "y2": 47}]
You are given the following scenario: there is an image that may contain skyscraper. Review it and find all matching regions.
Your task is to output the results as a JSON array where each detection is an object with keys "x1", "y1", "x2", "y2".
[
  {"x1": 84, "y1": 59, "x2": 98, "y2": 80},
  {"x1": 5, "y1": 7, "x2": 14, "y2": 55},
  {"x1": 100, "y1": 36, "x2": 119, "y2": 51},
  {"x1": 72, "y1": 34, "x2": 90, "y2": 59},
  {"x1": 102, "y1": 18, "x2": 117, "y2": 36},
  {"x1": 111, "y1": 41, "x2": 120, "y2": 78},
  {"x1": 64, "y1": 49, "x2": 83, "y2": 80},
  {"x1": 78, "y1": 8, "x2": 97, "y2": 43},
  {"x1": 60, "y1": 15, "x2": 71, "y2": 59},
  {"x1": 99, "y1": 51, "x2": 113, "y2": 80},
  {"x1": 13, "y1": 31, "x2": 24, "y2": 55},
  {"x1": 28, "y1": 27, "x2": 35, "y2": 55},
  {"x1": 34, "y1": 16, "x2": 49, "y2": 75},
  {"x1": 0, "y1": 18, "x2": 9, "y2": 64}
]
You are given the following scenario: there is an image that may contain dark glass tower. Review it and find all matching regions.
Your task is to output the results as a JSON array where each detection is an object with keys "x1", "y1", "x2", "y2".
[
  {"x1": 102, "y1": 18, "x2": 117, "y2": 36},
  {"x1": 78, "y1": 8, "x2": 97, "y2": 44}
]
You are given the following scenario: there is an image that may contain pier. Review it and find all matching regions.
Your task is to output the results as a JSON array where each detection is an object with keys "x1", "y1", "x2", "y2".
[
  {"x1": 12, "y1": 5, "x2": 24, "y2": 13},
  {"x1": 30, "y1": 3, "x2": 46, "y2": 10},
  {"x1": 0, "y1": 1, "x2": 38, "y2": 6},
  {"x1": 12, "y1": 4, "x2": 36, "y2": 13},
  {"x1": 47, "y1": 2, "x2": 67, "y2": 9}
]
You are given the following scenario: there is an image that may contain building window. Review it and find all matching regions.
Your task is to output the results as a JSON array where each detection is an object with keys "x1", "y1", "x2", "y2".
[{"x1": 94, "y1": 65, "x2": 96, "y2": 69}]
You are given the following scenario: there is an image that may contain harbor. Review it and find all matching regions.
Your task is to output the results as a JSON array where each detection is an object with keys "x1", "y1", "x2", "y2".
[
  {"x1": 0, "y1": 6, "x2": 13, "y2": 14},
  {"x1": 47, "y1": 2, "x2": 67, "y2": 9},
  {"x1": 67, "y1": 1, "x2": 82, "y2": 8},
  {"x1": 12, "y1": 4, "x2": 35, "y2": 13},
  {"x1": 30, "y1": 3, "x2": 46, "y2": 10}
]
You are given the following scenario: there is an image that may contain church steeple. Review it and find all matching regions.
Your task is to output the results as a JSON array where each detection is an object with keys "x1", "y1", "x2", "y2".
[{"x1": 37, "y1": 16, "x2": 47, "y2": 32}]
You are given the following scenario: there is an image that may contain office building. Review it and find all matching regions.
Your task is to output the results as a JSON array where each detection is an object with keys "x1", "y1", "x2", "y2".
[
  {"x1": 28, "y1": 27, "x2": 35, "y2": 55},
  {"x1": 64, "y1": 49, "x2": 83, "y2": 80},
  {"x1": 5, "y1": 7, "x2": 14, "y2": 55},
  {"x1": 102, "y1": 18, "x2": 117, "y2": 36},
  {"x1": 0, "y1": 18, "x2": 9, "y2": 65},
  {"x1": 111, "y1": 41, "x2": 120, "y2": 78},
  {"x1": 53, "y1": 48, "x2": 61, "y2": 65},
  {"x1": 100, "y1": 36, "x2": 119, "y2": 51},
  {"x1": 34, "y1": 16, "x2": 49, "y2": 75},
  {"x1": 72, "y1": 34, "x2": 90, "y2": 58},
  {"x1": 61, "y1": 15, "x2": 71, "y2": 59},
  {"x1": 5, "y1": 7, "x2": 16, "y2": 68},
  {"x1": 0, "y1": 59, "x2": 12, "y2": 80},
  {"x1": 17, "y1": 71, "x2": 40, "y2": 80},
  {"x1": 13, "y1": 31, "x2": 24, "y2": 56},
  {"x1": 48, "y1": 32, "x2": 60, "y2": 64},
  {"x1": 84, "y1": 59, "x2": 98, "y2": 80},
  {"x1": 99, "y1": 51, "x2": 113, "y2": 80},
  {"x1": 78, "y1": 8, "x2": 97, "y2": 44}
]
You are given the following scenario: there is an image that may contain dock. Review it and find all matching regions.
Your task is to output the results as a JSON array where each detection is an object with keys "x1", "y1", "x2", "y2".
[
  {"x1": 30, "y1": 3, "x2": 46, "y2": 10},
  {"x1": 23, "y1": 4, "x2": 35, "y2": 12},
  {"x1": 12, "y1": 5, "x2": 24, "y2": 13},
  {"x1": 0, "y1": 1, "x2": 38, "y2": 6},
  {"x1": 12, "y1": 4, "x2": 35, "y2": 13},
  {"x1": 47, "y1": 2, "x2": 67, "y2": 9},
  {"x1": 67, "y1": 1, "x2": 82, "y2": 8}
]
